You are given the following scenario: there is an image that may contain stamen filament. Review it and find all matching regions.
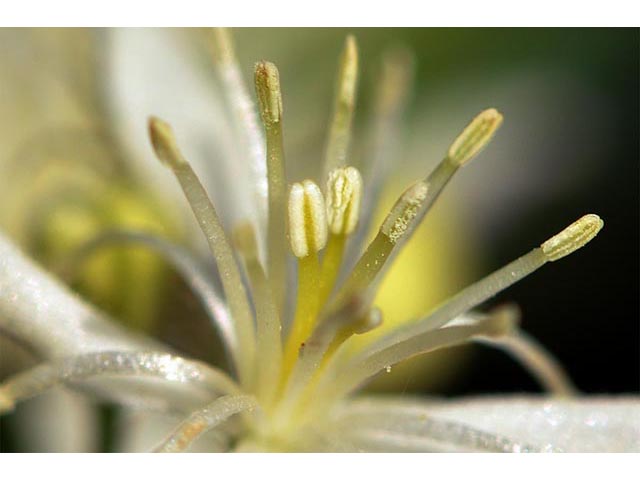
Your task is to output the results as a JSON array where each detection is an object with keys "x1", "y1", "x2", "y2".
[
  {"x1": 319, "y1": 166, "x2": 363, "y2": 305},
  {"x1": 323, "y1": 35, "x2": 359, "y2": 180},
  {"x1": 281, "y1": 179, "x2": 329, "y2": 380},
  {"x1": 329, "y1": 317, "x2": 511, "y2": 406},
  {"x1": 59, "y1": 229, "x2": 239, "y2": 375},
  {"x1": 154, "y1": 394, "x2": 258, "y2": 453},
  {"x1": 318, "y1": 233, "x2": 347, "y2": 307},
  {"x1": 255, "y1": 61, "x2": 288, "y2": 314},
  {"x1": 478, "y1": 330, "x2": 578, "y2": 397},
  {"x1": 283, "y1": 253, "x2": 322, "y2": 378},
  {"x1": 347, "y1": 47, "x2": 415, "y2": 271},
  {"x1": 334, "y1": 109, "x2": 503, "y2": 312},
  {"x1": 149, "y1": 118, "x2": 256, "y2": 387},
  {"x1": 351, "y1": 214, "x2": 604, "y2": 362},
  {"x1": 233, "y1": 223, "x2": 283, "y2": 406},
  {"x1": 308, "y1": 214, "x2": 604, "y2": 411},
  {"x1": 272, "y1": 296, "x2": 372, "y2": 429}
]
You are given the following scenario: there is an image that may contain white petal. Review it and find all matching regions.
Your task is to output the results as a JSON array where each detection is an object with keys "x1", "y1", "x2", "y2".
[
  {"x1": 70, "y1": 230, "x2": 238, "y2": 372},
  {"x1": 341, "y1": 395, "x2": 640, "y2": 452},
  {"x1": 426, "y1": 395, "x2": 640, "y2": 453},
  {"x1": 0, "y1": 231, "x2": 154, "y2": 358},
  {"x1": 0, "y1": 232, "x2": 217, "y2": 413},
  {"x1": 104, "y1": 28, "x2": 264, "y2": 244}
]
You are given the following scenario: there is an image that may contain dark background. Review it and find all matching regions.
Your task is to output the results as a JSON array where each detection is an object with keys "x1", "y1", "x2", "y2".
[{"x1": 376, "y1": 28, "x2": 640, "y2": 396}]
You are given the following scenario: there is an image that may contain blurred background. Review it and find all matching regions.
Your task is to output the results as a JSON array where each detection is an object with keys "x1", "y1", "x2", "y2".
[{"x1": 0, "y1": 28, "x2": 638, "y2": 451}]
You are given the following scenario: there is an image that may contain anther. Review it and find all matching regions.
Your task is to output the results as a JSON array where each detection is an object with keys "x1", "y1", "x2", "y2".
[
  {"x1": 148, "y1": 116, "x2": 257, "y2": 386},
  {"x1": 323, "y1": 35, "x2": 359, "y2": 179},
  {"x1": 254, "y1": 61, "x2": 283, "y2": 127},
  {"x1": 541, "y1": 214, "x2": 604, "y2": 262},
  {"x1": 254, "y1": 60, "x2": 288, "y2": 312},
  {"x1": 326, "y1": 166, "x2": 363, "y2": 236},
  {"x1": 477, "y1": 304, "x2": 521, "y2": 339},
  {"x1": 336, "y1": 35, "x2": 358, "y2": 111},
  {"x1": 288, "y1": 180, "x2": 328, "y2": 258},
  {"x1": 447, "y1": 108, "x2": 503, "y2": 167},
  {"x1": 148, "y1": 117, "x2": 187, "y2": 169},
  {"x1": 380, "y1": 181, "x2": 429, "y2": 244}
]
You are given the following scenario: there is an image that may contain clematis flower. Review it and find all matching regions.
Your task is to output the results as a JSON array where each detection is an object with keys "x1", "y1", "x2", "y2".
[{"x1": 0, "y1": 30, "x2": 638, "y2": 453}]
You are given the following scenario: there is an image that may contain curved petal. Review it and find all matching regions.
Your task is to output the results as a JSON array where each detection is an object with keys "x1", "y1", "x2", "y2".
[
  {"x1": 0, "y1": 351, "x2": 239, "y2": 415},
  {"x1": 0, "y1": 232, "x2": 218, "y2": 413},
  {"x1": 65, "y1": 230, "x2": 238, "y2": 374},
  {"x1": 337, "y1": 395, "x2": 640, "y2": 452},
  {"x1": 103, "y1": 28, "x2": 264, "y2": 244},
  {"x1": 0, "y1": 231, "x2": 155, "y2": 358}
]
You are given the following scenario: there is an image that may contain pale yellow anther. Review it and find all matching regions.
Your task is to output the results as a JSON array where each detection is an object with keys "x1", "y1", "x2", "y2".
[
  {"x1": 447, "y1": 108, "x2": 503, "y2": 166},
  {"x1": 323, "y1": 36, "x2": 359, "y2": 178},
  {"x1": 288, "y1": 180, "x2": 328, "y2": 258},
  {"x1": 479, "y1": 304, "x2": 521, "y2": 339},
  {"x1": 337, "y1": 35, "x2": 358, "y2": 110},
  {"x1": 148, "y1": 117, "x2": 187, "y2": 169},
  {"x1": 326, "y1": 166, "x2": 363, "y2": 235},
  {"x1": 541, "y1": 214, "x2": 603, "y2": 262},
  {"x1": 380, "y1": 181, "x2": 429, "y2": 244},
  {"x1": 255, "y1": 61, "x2": 283, "y2": 127}
]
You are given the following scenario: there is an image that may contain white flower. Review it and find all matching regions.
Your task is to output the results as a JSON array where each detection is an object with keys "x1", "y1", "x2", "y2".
[{"x1": 0, "y1": 29, "x2": 638, "y2": 453}]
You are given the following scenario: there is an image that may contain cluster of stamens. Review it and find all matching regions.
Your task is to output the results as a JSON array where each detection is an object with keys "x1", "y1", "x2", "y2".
[{"x1": 0, "y1": 29, "x2": 604, "y2": 452}]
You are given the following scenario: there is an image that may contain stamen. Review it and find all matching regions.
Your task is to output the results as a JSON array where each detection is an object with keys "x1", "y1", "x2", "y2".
[
  {"x1": 273, "y1": 296, "x2": 372, "y2": 428},
  {"x1": 346, "y1": 47, "x2": 415, "y2": 274},
  {"x1": 148, "y1": 117, "x2": 187, "y2": 169},
  {"x1": 319, "y1": 166, "x2": 363, "y2": 305},
  {"x1": 380, "y1": 181, "x2": 429, "y2": 244},
  {"x1": 154, "y1": 394, "x2": 258, "y2": 452},
  {"x1": 287, "y1": 181, "x2": 328, "y2": 259},
  {"x1": 233, "y1": 222, "x2": 283, "y2": 406},
  {"x1": 308, "y1": 214, "x2": 604, "y2": 411},
  {"x1": 335, "y1": 109, "x2": 503, "y2": 311},
  {"x1": 326, "y1": 166, "x2": 362, "y2": 236},
  {"x1": 447, "y1": 108, "x2": 503, "y2": 167},
  {"x1": 255, "y1": 61, "x2": 288, "y2": 313},
  {"x1": 149, "y1": 118, "x2": 256, "y2": 387},
  {"x1": 334, "y1": 181, "x2": 428, "y2": 306},
  {"x1": 255, "y1": 61, "x2": 283, "y2": 127},
  {"x1": 323, "y1": 35, "x2": 359, "y2": 180},
  {"x1": 541, "y1": 214, "x2": 604, "y2": 261},
  {"x1": 476, "y1": 306, "x2": 578, "y2": 396},
  {"x1": 475, "y1": 304, "x2": 520, "y2": 339},
  {"x1": 349, "y1": 214, "x2": 604, "y2": 364},
  {"x1": 328, "y1": 314, "x2": 512, "y2": 403},
  {"x1": 283, "y1": 180, "x2": 328, "y2": 377}
]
